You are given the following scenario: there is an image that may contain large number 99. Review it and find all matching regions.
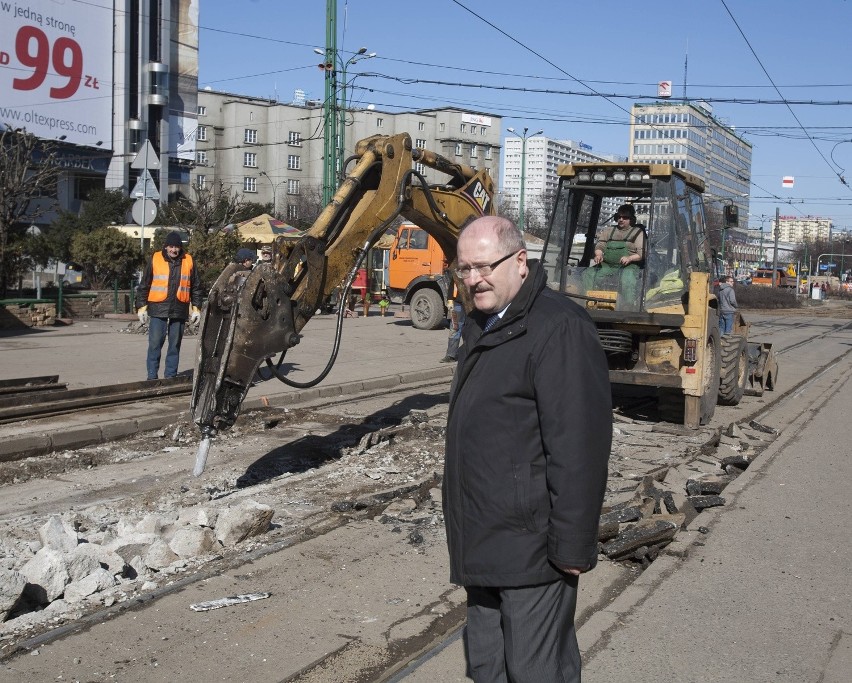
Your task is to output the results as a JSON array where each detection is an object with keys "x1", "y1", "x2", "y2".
[{"x1": 12, "y1": 25, "x2": 83, "y2": 100}]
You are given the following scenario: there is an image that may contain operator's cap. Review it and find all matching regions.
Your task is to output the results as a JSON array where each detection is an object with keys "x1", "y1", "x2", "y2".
[
  {"x1": 164, "y1": 231, "x2": 183, "y2": 247},
  {"x1": 236, "y1": 248, "x2": 256, "y2": 263},
  {"x1": 261, "y1": 245, "x2": 273, "y2": 255}
]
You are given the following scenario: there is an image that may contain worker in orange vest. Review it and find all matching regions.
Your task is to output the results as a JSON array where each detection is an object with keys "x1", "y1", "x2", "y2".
[{"x1": 136, "y1": 231, "x2": 202, "y2": 380}]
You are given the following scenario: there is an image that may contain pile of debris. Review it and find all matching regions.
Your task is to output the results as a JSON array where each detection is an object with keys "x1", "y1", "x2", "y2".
[
  {"x1": 597, "y1": 420, "x2": 777, "y2": 567},
  {"x1": 0, "y1": 499, "x2": 274, "y2": 632}
]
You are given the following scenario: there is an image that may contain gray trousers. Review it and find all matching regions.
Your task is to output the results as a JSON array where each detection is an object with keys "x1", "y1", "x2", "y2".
[{"x1": 464, "y1": 576, "x2": 580, "y2": 683}]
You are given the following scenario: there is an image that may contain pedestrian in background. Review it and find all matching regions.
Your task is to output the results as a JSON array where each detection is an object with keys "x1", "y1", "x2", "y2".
[
  {"x1": 259, "y1": 245, "x2": 273, "y2": 265},
  {"x1": 235, "y1": 248, "x2": 256, "y2": 269},
  {"x1": 136, "y1": 232, "x2": 202, "y2": 380},
  {"x1": 441, "y1": 283, "x2": 465, "y2": 363},
  {"x1": 718, "y1": 275, "x2": 738, "y2": 335},
  {"x1": 443, "y1": 216, "x2": 611, "y2": 682}
]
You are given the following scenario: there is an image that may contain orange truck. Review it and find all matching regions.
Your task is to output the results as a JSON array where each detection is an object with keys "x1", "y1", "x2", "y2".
[
  {"x1": 752, "y1": 268, "x2": 795, "y2": 288},
  {"x1": 387, "y1": 222, "x2": 451, "y2": 330}
]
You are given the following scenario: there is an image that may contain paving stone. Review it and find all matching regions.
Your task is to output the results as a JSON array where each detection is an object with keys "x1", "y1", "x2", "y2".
[
  {"x1": 0, "y1": 434, "x2": 52, "y2": 461},
  {"x1": 50, "y1": 425, "x2": 102, "y2": 450}
]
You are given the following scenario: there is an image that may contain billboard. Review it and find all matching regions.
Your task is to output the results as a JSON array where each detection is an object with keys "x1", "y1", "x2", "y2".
[
  {"x1": 169, "y1": 0, "x2": 199, "y2": 162},
  {"x1": 0, "y1": 0, "x2": 113, "y2": 148}
]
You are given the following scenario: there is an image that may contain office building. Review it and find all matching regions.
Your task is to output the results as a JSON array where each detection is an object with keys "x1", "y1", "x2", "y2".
[{"x1": 629, "y1": 102, "x2": 752, "y2": 227}]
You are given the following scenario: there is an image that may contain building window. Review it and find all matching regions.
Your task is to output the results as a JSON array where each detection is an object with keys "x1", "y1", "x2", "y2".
[
  {"x1": 196, "y1": 174, "x2": 206, "y2": 188},
  {"x1": 485, "y1": 147, "x2": 492, "y2": 160},
  {"x1": 288, "y1": 204, "x2": 298, "y2": 220},
  {"x1": 470, "y1": 127, "x2": 477, "y2": 136},
  {"x1": 460, "y1": 123, "x2": 466, "y2": 133},
  {"x1": 414, "y1": 162, "x2": 425, "y2": 175},
  {"x1": 287, "y1": 179, "x2": 300, "y2": 195},
  {"x1": 455, "y1": 143, "x2": 462, "y2": 156},
  {"x1": 287, "y1": 155, "x2": 301, "y2": 170},
  {"x1": 249, "y1": 111, "x2": 255, "y2": 121},
  {"x1": 197, "y1": 126, "x2": 207, "y2": 141},
  {"x1": 439, "y1": 123, "x2": 445, "y2": 132},
  {"x1": 244, "y1": 129, "x2": 258, "y2": 144},
  {"x1": 415, "y1": 138, "x2": 426, "y2": 149},
  {"x1": 244, "y1": 177, "x2": 257, "y2": 193},
  {"x1": 197, "y1": 105, "x2": 206, "y2": 116},
  {"x1": 418, "y1": 121, "x2": 425, "y2": 131},
  {"x1": 288, "y1": 131, "x2": 302, "y2": 146},
  {"x1": 481, "y1": 127, "x2": 486, "y2": 136},
  {"x1": 470, "y1": 144, "x2": 477, "y2": 156},
  {"x1": 196, "y1": 150, "x2": 208, "y2": 165},
  {"x1": 376, "y1": 117, "x2": 384, "y2": 128},
  {"x1": 243, "y1": 152, "x2": 257, "y2": 167}
]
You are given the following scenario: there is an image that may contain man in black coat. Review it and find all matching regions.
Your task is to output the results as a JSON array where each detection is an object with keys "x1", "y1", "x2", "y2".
[
  {"x1": 136, "y1": 231, "x2": 202, "y2": 380},
  {"x1": 443, "y1": 216, "x2": 612, "y2": 682}
]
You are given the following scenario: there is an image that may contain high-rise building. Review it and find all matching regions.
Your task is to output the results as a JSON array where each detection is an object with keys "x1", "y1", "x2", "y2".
[
  {"x1": 501, "y1": 137, "x2": 623, "y2": 229},
  {"x1": 629, "y1": 102, "x2": 752, "y2": 227},
  {"x1": 192, "y1": 91, "x2": 502, "y2": 222},
  {"x1": 773, "y1": 215, "x2": 833, "y2": 243}
]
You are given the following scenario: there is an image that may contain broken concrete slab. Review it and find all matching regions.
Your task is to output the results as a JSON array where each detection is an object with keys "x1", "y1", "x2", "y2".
[
  {"x1": 63, "y1": 568, "x2": 116, "y2": 603},
  {"x1": 143, "y1": 539, "x2": 180, "y2": 571},
  {"x1": 601, "y1": 519, "x2": 679, "y2": 560},
  {"x1": 214, "y1": 501, "x2": 274, "y2": 547},
  {"x1": 0, "y1": 568, "x2": 27, "y2": 621},
  {"x1": 169, "y1": 526, "x2": 217, "y2": 559},
  {"x1": 38, "y1": 517, "x2": 78, "y2": 553},
  {"x1": 70, "y1": 543, "x2": 127, "y2": 577},
  {"x1": 688, "y1": 494, "x2": 726, "y2": 511},
  {"x1": 21, "y1": 548, "x2": 70, "y2": 603}
]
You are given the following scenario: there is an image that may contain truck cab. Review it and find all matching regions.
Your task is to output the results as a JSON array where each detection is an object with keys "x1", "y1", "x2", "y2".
[{"x1": 388, "y1": 223, "x2": 450, "y2": 330}]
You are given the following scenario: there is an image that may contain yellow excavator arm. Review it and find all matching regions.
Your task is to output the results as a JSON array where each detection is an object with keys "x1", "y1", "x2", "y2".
[{"x1": 190, "y1": 133, "x2": 494, "y2": 450}]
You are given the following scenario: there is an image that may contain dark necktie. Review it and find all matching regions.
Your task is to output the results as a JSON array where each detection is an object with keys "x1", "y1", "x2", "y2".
[{"x1": 483, "y1": 313, "x2": 500, "y2": 332}]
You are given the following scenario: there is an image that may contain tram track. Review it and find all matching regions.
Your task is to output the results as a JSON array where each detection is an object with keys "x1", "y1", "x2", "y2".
[{"x1": 2, "y1": 316, "x2": 851, "y2": 681}]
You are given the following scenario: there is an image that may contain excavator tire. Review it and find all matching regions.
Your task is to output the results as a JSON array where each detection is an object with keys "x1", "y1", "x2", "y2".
[
  {"x1": 410, "y1": 288, "x2": 446, "y2": 330},
  {"x1": 718, "y1": 334, "x2": 748, "y2": 406}
]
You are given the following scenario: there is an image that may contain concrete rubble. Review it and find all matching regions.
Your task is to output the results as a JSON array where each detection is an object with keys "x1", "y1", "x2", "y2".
[
  {"x1": 0, "y1": 496, "x2": 276, "y2": 636},
  {"x1": 599, "y1": 418, "x2": 778, "y2": 567}
]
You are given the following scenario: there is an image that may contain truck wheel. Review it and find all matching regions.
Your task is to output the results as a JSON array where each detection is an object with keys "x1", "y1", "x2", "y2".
[
  {"x1": 718, "y1": 334, "x2": 748, "y2": 406},
  {"x1": 410, "y1": 289, "x2": 445, "y2": 330},
  {"x1": 698, "y1": 326, "x2": 721, "y2": 425}
]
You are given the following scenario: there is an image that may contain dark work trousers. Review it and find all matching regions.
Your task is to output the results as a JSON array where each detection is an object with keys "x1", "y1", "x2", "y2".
[
  {"x1": 147, "y1": 316, "x2": 185, "y2": 379},
  {"x1": 464, "y1": 576, "x2": 580, "y2": 683}
]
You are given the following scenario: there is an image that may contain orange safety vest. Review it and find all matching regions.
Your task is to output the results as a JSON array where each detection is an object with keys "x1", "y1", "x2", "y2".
[{"x1": 148, "y1": 252, "x2": 193, "y2": 303}]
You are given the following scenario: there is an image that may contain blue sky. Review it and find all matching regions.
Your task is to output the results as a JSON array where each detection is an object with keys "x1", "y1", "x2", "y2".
[{"x1": 199, "y1": 0, "x2": 852, "y2": 231}]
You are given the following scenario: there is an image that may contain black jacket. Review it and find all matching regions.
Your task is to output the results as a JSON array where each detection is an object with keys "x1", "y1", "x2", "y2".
[
  {"x1": 443, "y1": 260, "x2": 612, "y2": 587},
  {"x1": 137, "y1": 247, "x2": 202, "y2": 321}
]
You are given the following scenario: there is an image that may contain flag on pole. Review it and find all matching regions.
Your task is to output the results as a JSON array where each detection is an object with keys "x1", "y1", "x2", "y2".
[{"x1": 782, "y1": 176, "x2": 794, "y2": 188}]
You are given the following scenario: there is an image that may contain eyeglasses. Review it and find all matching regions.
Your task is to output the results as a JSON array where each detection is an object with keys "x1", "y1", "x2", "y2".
[{"x1": 455, "y1": 250, "x2": 520, "y2": 279}]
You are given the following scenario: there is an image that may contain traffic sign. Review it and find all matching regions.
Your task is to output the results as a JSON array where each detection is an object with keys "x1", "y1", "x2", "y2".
[
  {"x1": 130, "y1": 169, "x2": 160, "y2": 201},
  {"x1": 132, "y1": 198, "x2": 158, "y2": 226},
  {"x1": 131, "y1": 140, "x2": 161, "y2": 170}
]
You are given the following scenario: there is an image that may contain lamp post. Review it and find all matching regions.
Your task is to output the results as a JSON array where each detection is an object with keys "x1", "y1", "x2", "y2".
[
  {"x1": 338, "y1": 47, "x2": 374, "y2": 181},
  {"x1": 259, "y1": 171, "x2": 286, "y2": 218},
  {"x1": 507, "y1": 126, "x2": 543, "y2": 232}
]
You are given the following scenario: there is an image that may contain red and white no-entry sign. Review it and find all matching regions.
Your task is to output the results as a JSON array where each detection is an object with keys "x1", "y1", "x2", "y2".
[{"x1": 782, "y1": 176, "x2": 795, "y2": 188}]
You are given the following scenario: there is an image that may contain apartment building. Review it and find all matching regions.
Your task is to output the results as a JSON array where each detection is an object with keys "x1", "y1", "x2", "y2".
[
  {"x1": 502, "y1": 137, "x2": 623, "y2": 228},
  {"x1": 773, "y1": 215, "x2": 833, "y2": 243},
  {"x1": 192, "y1": 92, "x2": 502, "y2": 222}
]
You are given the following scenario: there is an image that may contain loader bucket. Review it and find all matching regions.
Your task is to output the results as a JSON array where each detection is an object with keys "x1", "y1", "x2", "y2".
[{"x1": 745, "y1": 342, "x2": 777, "y2": 396}]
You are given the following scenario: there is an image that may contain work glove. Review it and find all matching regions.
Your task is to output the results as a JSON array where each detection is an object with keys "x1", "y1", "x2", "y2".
[
  {"x1": 137, "y1": 306, "x2": 149, "y2": 325},
  {"x1": 189, "y1": 306, "x2": 201, "y2": 325}
]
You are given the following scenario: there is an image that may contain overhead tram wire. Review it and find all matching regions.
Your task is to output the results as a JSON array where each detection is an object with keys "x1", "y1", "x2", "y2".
[{"x1": 719, "y1": 0, "x2": 851, "y2": 192}]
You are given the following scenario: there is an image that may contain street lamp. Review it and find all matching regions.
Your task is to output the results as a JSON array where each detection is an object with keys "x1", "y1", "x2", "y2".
[
  {"x1": 259, "y1": 171, "x2": 286, "y2": 218},
  {"x1": 506, "y1": 126, "x2": 543, "y2": 232},
  {"x1": 314, "y1": 46, "x2": 376, "y2": 193}
]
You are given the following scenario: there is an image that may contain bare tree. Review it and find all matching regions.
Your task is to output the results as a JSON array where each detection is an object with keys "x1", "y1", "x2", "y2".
[
  {"x1": 0, "y1": 128, "x2": 62, "y2": 294},
  {"x1": 158, "y1": 182, "x2": 247, "y2": 235}
]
